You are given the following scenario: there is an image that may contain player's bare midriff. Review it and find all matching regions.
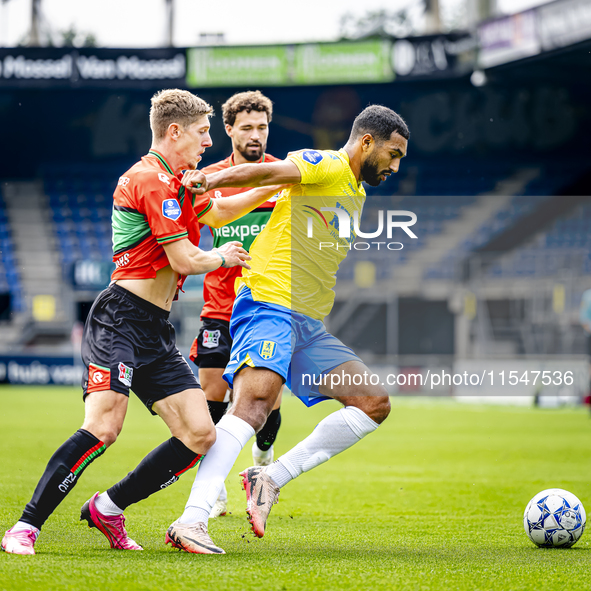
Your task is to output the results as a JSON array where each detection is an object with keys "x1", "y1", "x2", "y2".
[{"x1": 115, "y1": 265, "x2": 180, "y2": 311}]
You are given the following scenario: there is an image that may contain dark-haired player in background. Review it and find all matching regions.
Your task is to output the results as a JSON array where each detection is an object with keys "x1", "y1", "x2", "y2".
[{"x1": 189, "y1": 91, "x2": 283, "y2": 518}]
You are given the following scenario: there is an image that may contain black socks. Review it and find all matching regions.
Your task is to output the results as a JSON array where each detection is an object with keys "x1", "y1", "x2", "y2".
[
  {"x1": 207, "y1": 400, "x2": 229, "y2": 424},
  {"x1": 256, "y1": 409, "x2": 281, "y2": 452},
  {"x1": 107, "y1": 437, "x2": 202, "y2": 510},
  {"x1": 20, "y1": 429, "x2": 106, "y2": 529}
]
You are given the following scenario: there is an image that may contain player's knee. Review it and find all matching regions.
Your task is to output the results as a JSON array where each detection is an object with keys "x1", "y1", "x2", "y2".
[
  {"x1": 354, "y1": 395, "x2": 390, "y2": 425},
  {"x1": 252, "y1": 414, "x2": 269, "y2": 433},
  {"x1": 231, "y1": 391, "x2": 277, "y2": 432},
  {"x1": 371, "y1": 396, "x2": 391, "y2": 424},
  {"x1": 201, "y1": 425, "x2": 217, "y2": 451},
  {"x1": 85, "y1": 424, "x2": 120, "y2": 448},
  {"x1": 235, "y1": 404, "x2": 269, "y2": 433},
  {"x1": 182, "y1": 423, "x2": 216, "y2": 454},
  {"x1": 81, "y1": 413, "x2": 124, "y2": 446}
]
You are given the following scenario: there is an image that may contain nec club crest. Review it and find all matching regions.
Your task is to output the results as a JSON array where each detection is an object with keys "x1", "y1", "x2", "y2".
[
  {"x1": 118, "y1": 362, "x2": 133, "y2": 387},
  {"x1": 202, "y1": 329, "x2": 220, "y2": 349},
  {"x1": 162, "y1": 199, "x2": 181, "y2": 221}
]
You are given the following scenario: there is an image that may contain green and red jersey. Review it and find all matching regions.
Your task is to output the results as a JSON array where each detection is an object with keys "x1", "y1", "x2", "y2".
[
  {"x1": 111, "y1": 150, "x2": 212, "y2": 281},
  {"x1": 199, "y1": 153, "x2": 280, "y2": 322}
]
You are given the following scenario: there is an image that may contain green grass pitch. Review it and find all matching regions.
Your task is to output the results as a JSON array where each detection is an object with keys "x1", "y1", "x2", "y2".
[{"x1": 1, "y1": 386, "x2": 590, "y2": 590}]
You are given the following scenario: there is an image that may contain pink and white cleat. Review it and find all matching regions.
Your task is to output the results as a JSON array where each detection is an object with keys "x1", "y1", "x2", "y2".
[
  {"x1": 80, "y1": 492, "x2": 142, "y2": 550},
  {"x1": 1, "y1": 526, "x2": 39, "y2": 555},
  {"x1": 240, "y1": 466, "x2": 280, "y2": 538},
  {"x1": 165, "y1": 520, "x2": 225, "y2": 554}
]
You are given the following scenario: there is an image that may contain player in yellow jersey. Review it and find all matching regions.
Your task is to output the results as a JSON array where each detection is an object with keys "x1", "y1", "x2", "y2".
[{"x1": 168, "y1": 105, "x2": 409, "y2": 553}]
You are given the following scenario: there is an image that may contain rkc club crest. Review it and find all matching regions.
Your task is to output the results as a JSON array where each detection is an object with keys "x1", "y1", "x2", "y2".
[{"x1": 259, "y1": 340, "x2": 277, "y2": 360}]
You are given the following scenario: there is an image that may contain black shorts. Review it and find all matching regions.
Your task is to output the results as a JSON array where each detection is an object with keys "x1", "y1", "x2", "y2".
[
  {"x1": 192, "y1": 318, "x2": 232, "y2": 369},
  {"x1": 81, "y1": 284, "x2": 200, "y2": 415}
]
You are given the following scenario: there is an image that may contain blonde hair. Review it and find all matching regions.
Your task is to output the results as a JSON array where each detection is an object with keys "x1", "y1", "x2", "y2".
[
  {"x1": 150, "y1": 89, "x2": 213, "y2": 142},
  {"x1": 222, "y1": 90, "x2": 273, "y2": 127}
]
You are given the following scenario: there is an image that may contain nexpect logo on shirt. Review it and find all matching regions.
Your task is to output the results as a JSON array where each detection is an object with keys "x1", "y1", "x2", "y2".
[{"x1": 214, "y1": 223, "x2": 266, "y2": 241}]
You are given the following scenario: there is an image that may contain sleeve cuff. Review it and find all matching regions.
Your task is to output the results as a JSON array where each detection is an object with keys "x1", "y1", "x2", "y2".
[
  {"x1": 196, "y1": 198, "x2": 213, "y2": 218},
  {"x1": 156, "y1": 231, "x2": 189, "y2": 245},
  {"x1": 287, "y1": 155, "x2": 307, "y2": 182}
]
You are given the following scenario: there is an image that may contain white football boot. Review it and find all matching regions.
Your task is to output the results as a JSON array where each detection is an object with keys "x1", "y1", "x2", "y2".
[{"x1": 252, "y1": 442, "x2": 274, "y2": 467}]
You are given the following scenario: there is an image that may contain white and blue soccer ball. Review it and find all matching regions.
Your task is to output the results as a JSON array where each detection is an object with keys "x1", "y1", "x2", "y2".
[{"x1": 524, "y1": 488, "x2": 586, "y2": 548}]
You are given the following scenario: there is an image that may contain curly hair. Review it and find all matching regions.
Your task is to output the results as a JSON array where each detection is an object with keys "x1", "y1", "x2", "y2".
[
  {"x1": 222, "y1": 90, "x2": 273, "y2": 127},
  {"x1": 150, "y1": 89, "x2": 213, "y2": 142},
  {"x1": 350, "y1": 105, "x2": 410, "y2": 142}
]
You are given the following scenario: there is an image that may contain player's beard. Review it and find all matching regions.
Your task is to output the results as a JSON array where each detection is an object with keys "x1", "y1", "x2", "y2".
[
  {"x1": 360, "y1": 152, "x2": 389, "y2": 187},
  {"x1": 238, "y1": 141, "x2": 265, "y2": 162}
]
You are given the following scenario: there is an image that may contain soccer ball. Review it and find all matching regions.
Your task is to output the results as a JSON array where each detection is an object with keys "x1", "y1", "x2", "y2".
[{"x1": 523, "y1": 488, "x2": 586, "y2": 548}]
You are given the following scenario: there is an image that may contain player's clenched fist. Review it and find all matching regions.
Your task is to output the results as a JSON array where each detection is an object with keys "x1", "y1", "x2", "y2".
[
  {"x1": 181, "y1": 169, "x2": 208, "y2": 194},
  {"x1": 215, "y1": 241, "x2": 252, "y2": 270}
]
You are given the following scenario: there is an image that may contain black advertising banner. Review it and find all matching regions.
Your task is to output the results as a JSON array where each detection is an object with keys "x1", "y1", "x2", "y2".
[
  {"x1": 391, "y1": 33, "x2": 477, "y2": 79},
  {"x1": 0, "y1": 47, "x2": 186, "y2": 89},
  {"x1": 0, "y1": 354, "x2": 81, "y2": 385}
]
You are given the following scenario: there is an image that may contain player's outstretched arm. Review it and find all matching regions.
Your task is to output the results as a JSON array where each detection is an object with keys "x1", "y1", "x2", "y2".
[
  {"x1": 200, "y1": 184, "x2": 287, "y2": 229},
  {"x1": 162, "y1": 239, "x2": 251, "y2": 275},
  {"x1": 183, "y1": 160, "x2": 301, "y2": 194}
]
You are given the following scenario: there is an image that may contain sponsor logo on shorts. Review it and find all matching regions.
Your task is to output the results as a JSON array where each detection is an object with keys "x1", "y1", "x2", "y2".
[
  {"x1": 302, "y1": 150, "x2": 323, "y2": 165},
  {"x1": 87, "y1": 363, "x2": 111, "y2": 393},
  {"x1": 259, "y1": 341, "x2": 277, "y2": 360},
  {"x1": 202, "y1": 329, "x2": 220, "y2": 349},
  {"x1": 118, "y1": 362, "x2": 133, "y2": 387},
  {"x1": 162, "y1": 198, "x2": 181, "y2": 221}
]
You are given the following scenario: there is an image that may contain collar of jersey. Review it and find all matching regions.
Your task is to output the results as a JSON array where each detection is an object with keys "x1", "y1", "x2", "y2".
[
  {"x1": 229, "y1": 153, "x2": 266, "y2": 167},
  {"x1": 148, "y1": 150, "x2": 175, "y2": 175}
]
